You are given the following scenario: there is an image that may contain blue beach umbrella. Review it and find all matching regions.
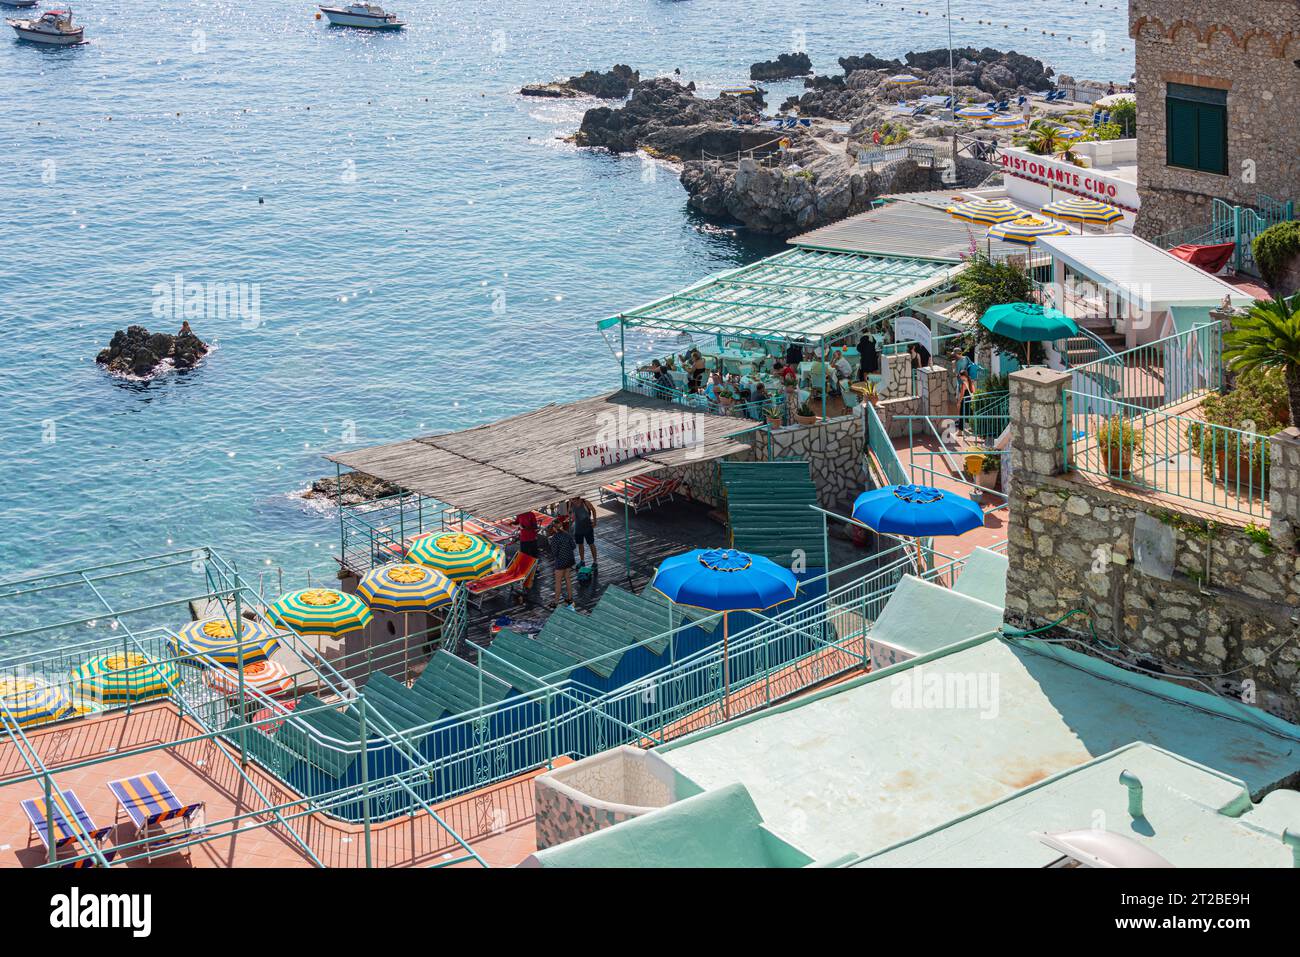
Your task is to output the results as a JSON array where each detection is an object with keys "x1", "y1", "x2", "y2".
[
  {"x1": 852, "y1": 484, "x2": 985, "y2": 538},
  {"x1": 651, "y1": 548, "x2": 798, "y2": 716}
]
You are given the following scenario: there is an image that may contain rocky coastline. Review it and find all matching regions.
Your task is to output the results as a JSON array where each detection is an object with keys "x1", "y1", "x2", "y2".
[
  {"x1": 551, "y1": 46, "x2": 1110, "y2": 237},
  {"x1": 95, "y1": 322, "x2": 209, "y2": 378}
]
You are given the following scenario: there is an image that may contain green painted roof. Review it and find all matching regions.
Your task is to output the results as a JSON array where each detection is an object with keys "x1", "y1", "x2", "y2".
[
  {"x1": 592, "y1": 586, "x2": 676, "y2": 655},
  {"x1": 275, "y1": 694, "x2": 360, "y2": 779},
  {"x1": 616, "y1": 248, "x2": 954, "y2": 341},
  {"x1": 854, "y1": 742, "x2": 1300, "y2": 868},
  {"x1": 480, "y1": 630, "x2": 582, "y2": 696},
  {"x1": 653, "y1": 634, "x2": 1300, "y2": 862},
  {"x1": 722, "y1": 459, "x2": 826, "y2": 568},
  {"x1": 527, "y1": 783, "x2": 816, "y2": 868}
]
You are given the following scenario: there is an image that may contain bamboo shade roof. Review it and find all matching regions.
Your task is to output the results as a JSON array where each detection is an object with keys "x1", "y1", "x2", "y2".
[{"x1": 326, "y1": 391, "x2": 756, "y2": 520}]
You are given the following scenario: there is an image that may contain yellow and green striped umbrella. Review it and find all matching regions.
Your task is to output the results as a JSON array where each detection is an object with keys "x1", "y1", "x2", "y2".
[
  {"x1": 357, "y1": 563, "x2": 457, "y2": 612},
  {"x1": 406, "y1": 532, "x2": 502, "y2": 582},
  {"x1": 0, "y1": 676, "x2": 75, "y2": 729},
  {"x1": 1040, "y1": 196, "x2": 1124, "y2": 226},
  {"x1": 72, "y1": 653, "x2": 179, "y2": 705},
  {"x1": 168, "y1": 617, "x2": 281, "y2": 668},
  {"x1": 986, "y1": 215, "x2": 1072, "y2": 247},
  {"x1": 946, "y1": 198, "x2": 1028, "y2": 226},
  {"x1": 268, "y1": 587, "x2": 372, "y2": 637}
]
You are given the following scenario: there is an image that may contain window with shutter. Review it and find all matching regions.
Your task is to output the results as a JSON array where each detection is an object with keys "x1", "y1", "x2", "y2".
[{"x1": 1165, "y1": 83, "x2": 1228, "y2": 175}]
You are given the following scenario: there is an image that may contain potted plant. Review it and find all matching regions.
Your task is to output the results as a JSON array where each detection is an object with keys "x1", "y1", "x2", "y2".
[
  {"x1": 715, "y1": 386, "x2": 734, "y2": 413},
  {"x1": 1095, "y1": 416, "x2": 1143, "y2": 480},
  {"x1": 792, "y1": 399, "x2": 819, "y2": 426},
  {"x1": 859, "y1": 379, "x2": 879, "y2": 407},
  {"x1": 962, "y1": 449, "x2": 1001, "y2": 489},
  {"x1": 763, "y1": 403, "x2": 784, "y2": 428},
  {"x1": 1187, "y1": 366, "x2": 1288, "y2": 497}
]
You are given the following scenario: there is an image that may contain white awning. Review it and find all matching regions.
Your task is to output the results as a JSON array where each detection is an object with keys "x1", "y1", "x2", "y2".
[{"x1": 1037, "y1": 234, "x2": 1257, "y2": 312}]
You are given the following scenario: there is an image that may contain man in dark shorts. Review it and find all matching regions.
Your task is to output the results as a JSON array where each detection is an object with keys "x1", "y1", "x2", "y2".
[
  {"x1": 516, "y1": 511, "x2": 539, "y2": 559},
  {"x1": 569, "y1": 495, "x2": 597, "y2": 567},
  {"x1": 548, "y1": 516, "x2": 577, "y2": 610}
]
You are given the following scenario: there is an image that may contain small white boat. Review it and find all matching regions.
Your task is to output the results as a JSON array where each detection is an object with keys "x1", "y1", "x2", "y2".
[
  {"x1": 7, "y1": 7, "x2": 84, "y2": 45},
  {"x1": 318, "y1": 4, "x2": 404, "y2": 30}
]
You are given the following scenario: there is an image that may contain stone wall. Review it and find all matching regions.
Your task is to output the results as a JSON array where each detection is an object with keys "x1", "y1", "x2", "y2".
[
  {"x1": 657, "y1": 443, "x2": 757, "y2": 509},
  {"x1": 1004, "y1": 368, "x2": 1300, "y2": 722},
  {"x1": 1130, "y1": 1, "x2": 1300, "y2": 237},
  {"x1": 766, "y1": 412, "x2": 865, "y2": 510}
]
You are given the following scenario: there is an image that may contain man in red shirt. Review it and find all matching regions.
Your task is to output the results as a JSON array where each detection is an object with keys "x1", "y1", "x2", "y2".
[{"x1": 516, "y1": 511, "x2": 539, "y2": 559}]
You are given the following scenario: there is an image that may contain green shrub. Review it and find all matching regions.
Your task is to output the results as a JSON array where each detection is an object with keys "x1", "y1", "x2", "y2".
[
  {"x1": 1252, "y1": 220, "x2": 1300, "y2": 288},
  {"x1": 1108, "y1": 99, "x2": 1136, "y2": 137},
  {"x1": 1187, "y1": 368, "x2": 1287, "y2": 488}
]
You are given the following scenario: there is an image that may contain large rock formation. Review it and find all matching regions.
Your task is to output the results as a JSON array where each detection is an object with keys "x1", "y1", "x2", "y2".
[
  {"x1": 521, "y1": 64, "x2": 641, "y2": 99},
  {"x1": 750, "y1": 52, "x2": 813, "y2": 81},
  {"x1": 95, "y1": 323, "x2": 209, "y2": 378},
  {"x1": 680, "y1": 151, "x2": 933, "y2": 236},
  {"x1": 575, "y1": 77, "x2": 768, "y2": 159}
]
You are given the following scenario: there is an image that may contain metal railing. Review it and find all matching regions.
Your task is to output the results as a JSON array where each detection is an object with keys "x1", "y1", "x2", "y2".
[
  {"x1": 1063, "y1": 390, "x2": 1272, "y2": 519},
  {"x1": 865, "y1": 401, "x2": 909, "y2": 487},
  {"x1": 1068, "y1": 324, "x2": 1222, "y2": 415},
  {"x1": 622, "y1": 371, "x2": 787, "y2": 423}
]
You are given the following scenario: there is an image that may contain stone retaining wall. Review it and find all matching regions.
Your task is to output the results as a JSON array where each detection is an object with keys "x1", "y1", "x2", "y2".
[{"x1": 767, "y1": 412, "x2": 865, "y2": 510}]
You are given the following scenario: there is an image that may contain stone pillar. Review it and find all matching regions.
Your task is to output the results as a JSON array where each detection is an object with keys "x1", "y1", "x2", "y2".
[
  {"x1": 1268, "y1": 427, "x2": 1300, "y2": 543},
  {"x1": 917, "y1": 363, "x2": 954, "y2": 418},
  {"x1": 1009, "y1": 367, "x2": 1071, "y2": 481}
]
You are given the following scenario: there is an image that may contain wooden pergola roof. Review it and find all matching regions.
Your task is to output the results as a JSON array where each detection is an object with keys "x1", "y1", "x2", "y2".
[{"x1": 326, "y1": 391, "x2": 757, "y2": 520}]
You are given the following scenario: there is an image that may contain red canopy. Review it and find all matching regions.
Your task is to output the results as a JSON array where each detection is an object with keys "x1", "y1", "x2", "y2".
[{"x1": 1169, "y1": 241, "x2": 1235, "y2": 275}]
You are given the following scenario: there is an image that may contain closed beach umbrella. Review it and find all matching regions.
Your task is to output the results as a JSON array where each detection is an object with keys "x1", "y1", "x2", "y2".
[
  {"x1": 886, "y1": 73, "x2": 921, "y2": 85},
  {"x1": 357, "y1": 563, "x2": 457, "y2": 612},
  {"x1": 651, "y1": 548, "x2": 798, "y2": 717},
  {"x1": 169, "y1": 617, "x2": 281, "y2": 668},
  {"x1": 955, "y1": 105, "x2": 995, "y2": 119},
  {"x1": 980, "y1": 301, "x2": 1079, "y2": 364},
  {"x1": 269, "y1": 588, "x2": 372, "y2": 637},
  {"x1": 0, "y1": 676, "x2": 74, "y2": 729},
  {"x1": 985, "y1": 114, "x2": 1028, "y2": 129},
  {"x1": 207, "y1": 659, "x2": 294, "y2": 697},
  {"x1": 986, "y1": 215, "x2": 1071, "y2": 247},
  {"x1": 73, "y1": 653, "x2": 179, "y2": 704},
  {"x1": 852, "y1": 484, "x2": 985, "y2": 538},
  {"x1": 947, "y1": 198, "x2": 1027, "y2": 226},
  {"x1": 406, "y1": 532, "x2": 502, "y2": 582},
  {"x1": 1040, "y1": 196, "x2": 1123, "y2": 230}
]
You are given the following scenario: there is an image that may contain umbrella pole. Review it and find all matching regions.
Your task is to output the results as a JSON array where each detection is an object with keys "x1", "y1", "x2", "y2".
[
  {"x1": 234, "y1": 588, "x2": 247, "y2": 768},
  {"x1": 722, "y1": 612, "x2": 730, "y2": 720}
]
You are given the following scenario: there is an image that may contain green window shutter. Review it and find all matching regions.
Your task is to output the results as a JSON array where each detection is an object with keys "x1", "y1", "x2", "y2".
[
  {"x1": 1166, "y1": 99, "x2": 1198, "y2": 168},
  {"x1": 1195, "y1": 102, "x2": 1227, "y2": 175}
]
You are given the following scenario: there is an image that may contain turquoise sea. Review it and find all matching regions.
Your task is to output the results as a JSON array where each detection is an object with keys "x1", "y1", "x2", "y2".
[{"x1": 0, "y1": 0, "x2": 1131, "y2": 642}]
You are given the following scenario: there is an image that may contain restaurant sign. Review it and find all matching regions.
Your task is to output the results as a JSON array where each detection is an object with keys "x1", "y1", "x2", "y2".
[
  {"x1": 574, "y1": 413, "x2": 701, "y2": 474},
  {"x1": 999, "y1": 148, "x2": 1139, "y2": 212}
]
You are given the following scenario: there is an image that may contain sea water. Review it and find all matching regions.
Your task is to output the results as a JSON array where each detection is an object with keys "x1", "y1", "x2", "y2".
[{"x1": 0, "y1": 0, "x2": 1131, "y2": 645}]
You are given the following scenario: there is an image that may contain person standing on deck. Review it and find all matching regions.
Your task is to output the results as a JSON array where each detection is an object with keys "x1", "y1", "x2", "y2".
[
  {"x1": 857, "y1": 332, "x2": 879, "y2": 381},
  {"x1": 569, "y1": 495, "x2": 597, "y2": 567},
  {"x1": 548, "y1": 516, "x2": 577, "y2": 610},
  {"x1": 516, "y1": 511, "x2": 540, "y2": 559}
]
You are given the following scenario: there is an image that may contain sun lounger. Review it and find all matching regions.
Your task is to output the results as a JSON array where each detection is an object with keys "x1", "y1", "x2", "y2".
[
  {"x1": 108, "y1": 772, "x2": 205, "y2": 862},
  {"x1": 600, "y1": 474, "x2": 679, "y2": 513},
  {"x1": 22, "y1": 788, "x2": 114, "y2": 862},
  {"x1": 464, "y1": 553, "x2": 537, "y2": 608}
]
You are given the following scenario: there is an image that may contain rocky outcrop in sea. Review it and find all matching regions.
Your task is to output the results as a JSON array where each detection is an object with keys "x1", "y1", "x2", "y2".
[
  {"x1": 750, "y1": 52, "x2": 812, "y2": 81},
  {"x1": 302, "y1": 472, "x2": 402, "y2": 506},
  {"x1": 95, "y1": 323, "x2": 209, "y2": 378},
  {"x1": 680, "y1": 151, "x2": 933, "y2": 236},
  {"x1": 575, "y1": 77, "x2": 767, "y2": 159},
  {"x1": 521, "y1": 64, "x2": 641, "y2": 99}
]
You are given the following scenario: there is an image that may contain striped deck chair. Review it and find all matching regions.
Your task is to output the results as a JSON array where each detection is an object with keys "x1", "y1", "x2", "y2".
[
  {"x1": 600, "y1": 475, "x2": 663, "y2": 513},
  {"x1": 107, "y1": 772, "x2": 206, "y2": 862},
  {"x1": 454, "y1": 516, "x2": 516, "y2": 546},
  {"x1": 21, "y1": 789, "x2": 113, "y2": 861}
]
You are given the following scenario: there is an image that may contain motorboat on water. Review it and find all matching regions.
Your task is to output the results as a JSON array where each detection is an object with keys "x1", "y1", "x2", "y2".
[
  {"x1": 317, "y1": 4, "x2": 404, "y2": 30},
  {"x1": 7, "y1": 7, "x2": 84, "y2": 45}
]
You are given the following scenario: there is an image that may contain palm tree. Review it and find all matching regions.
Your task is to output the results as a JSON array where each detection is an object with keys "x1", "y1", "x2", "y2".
[
  {"x1": 1017, "y1": 121, "x2": 1079, "y2": 165},
  {"x1": 1223, "y1": 293, "x2": 1300, "y2": 427}
]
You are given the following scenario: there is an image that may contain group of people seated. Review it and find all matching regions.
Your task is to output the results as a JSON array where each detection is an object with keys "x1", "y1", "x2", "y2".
[{"x1": 637, "y1": 331, "x2": 891, "y2": 419}]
